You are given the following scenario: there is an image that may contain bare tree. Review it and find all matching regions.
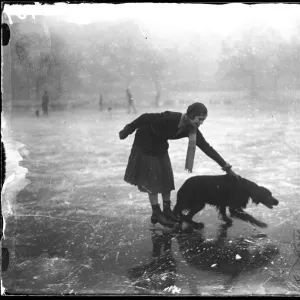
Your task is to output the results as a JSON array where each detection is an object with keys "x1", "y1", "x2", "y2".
[{"x1": 15, "y1": 32, "x2": 51, "y2": 102}]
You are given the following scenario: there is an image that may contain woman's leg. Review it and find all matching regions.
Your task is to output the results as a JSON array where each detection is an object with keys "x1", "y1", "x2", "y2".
[
  {"x1": 162, "y1": 192, "x2": 180, "y2": 222},
  {"x1": 149, "y1": 193, "x2": 159, "y2": 205},
  {"x1": 149, "y1": 193, "x2": 174, "y2": 227}
]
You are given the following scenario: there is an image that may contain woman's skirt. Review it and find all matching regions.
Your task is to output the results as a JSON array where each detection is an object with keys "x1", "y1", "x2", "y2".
[{"x1": 124, "y1": 145, "x2": 175, "y2": 194}]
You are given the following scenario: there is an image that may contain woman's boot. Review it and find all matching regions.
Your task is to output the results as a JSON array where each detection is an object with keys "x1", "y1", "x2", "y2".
[
  {"x1": 151, "y1": 204, "x2": 174, "y2": 228},
  {"x1": 163, "y1": 201, "x2": 180, "y2": 222}
]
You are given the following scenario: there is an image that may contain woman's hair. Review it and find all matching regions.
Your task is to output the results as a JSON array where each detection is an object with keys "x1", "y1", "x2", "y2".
[{"x1": 186, "y1": 102, "x2": 208, "y2": 118}]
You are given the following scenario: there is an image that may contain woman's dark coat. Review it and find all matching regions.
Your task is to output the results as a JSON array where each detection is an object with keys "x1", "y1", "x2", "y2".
[{"x1": 126, "y1": 111, "x2": 227, "y2": 167}]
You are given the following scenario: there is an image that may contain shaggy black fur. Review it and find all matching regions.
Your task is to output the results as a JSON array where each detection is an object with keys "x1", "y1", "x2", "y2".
[{"x1": 173, "y1": 175, "x2": 279, "y2": 229}]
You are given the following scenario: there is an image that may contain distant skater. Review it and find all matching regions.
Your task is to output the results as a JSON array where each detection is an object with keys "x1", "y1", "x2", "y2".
[
  {"x1": 108, "y1": 107, "x2": 112, "y2": 119},
  {"x1": 126, "y1": 87, "x2": 137, "y2": 114},
  {"x1": 99, "y1": 93, "x2": 104, "y2": 111},
  {"x1": 42, "y1": 90, "x2": 49, "y2": 116}
]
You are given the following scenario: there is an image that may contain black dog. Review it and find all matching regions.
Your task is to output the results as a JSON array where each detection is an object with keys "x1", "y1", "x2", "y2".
[{"x1": 173, "y1": 175, "x2": 279, "y2": 229}]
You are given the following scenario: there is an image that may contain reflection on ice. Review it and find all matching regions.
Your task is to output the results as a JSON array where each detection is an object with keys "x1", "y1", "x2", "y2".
[
  {"x1": 126, "y1": 224, "x2": 280, "y2": 294},
  {"x1": 177, "y1": 224, "x2": 279, "y2": 278},
  {"x1": 2, "y1": 108, "x2": 299, "y2": 295},
  {"x1": 128, "y1": 232, "x2": 177, "y2": 294}
]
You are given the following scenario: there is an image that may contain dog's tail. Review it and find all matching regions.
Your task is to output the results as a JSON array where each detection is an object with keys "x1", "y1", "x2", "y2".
[{"x1": 229, "y1": 208, "x2": 268, "y2": 228}]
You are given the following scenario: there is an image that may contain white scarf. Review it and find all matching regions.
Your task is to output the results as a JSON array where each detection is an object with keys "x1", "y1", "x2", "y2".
[{"x1": 185, "y1": 127, "x2": 197, "y2": 173}]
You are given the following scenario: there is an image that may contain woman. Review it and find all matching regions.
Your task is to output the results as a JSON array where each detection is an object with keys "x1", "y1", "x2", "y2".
[{"x1": 119, "y1": 102, "x2": 239, "y2": 228}]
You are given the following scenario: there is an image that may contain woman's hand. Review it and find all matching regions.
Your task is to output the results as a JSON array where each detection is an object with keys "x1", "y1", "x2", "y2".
[
  {"x1": 222, "y1": 163, "x2": 240, "y2": 180},
  {"x1": 226, "y1": 168, "x2": 240, "y2": 180},
  {"x1": 119, "y1": 125, "x2": 134, "y2": 140},
  {"x1": 119, "y1": 129, "x2": 129, "y2": 140}
]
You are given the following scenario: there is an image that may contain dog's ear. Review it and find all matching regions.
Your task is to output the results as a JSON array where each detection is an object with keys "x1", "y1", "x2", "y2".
[
  {"x1": 231, "y1": 188, "x2": 250, "y2": 207},
  {"x1": 251, "y1": 186, "x2": 271, "y2": 204},
  {"x1": 240, "y1": 179, "x2": 263, "y2": 202}
]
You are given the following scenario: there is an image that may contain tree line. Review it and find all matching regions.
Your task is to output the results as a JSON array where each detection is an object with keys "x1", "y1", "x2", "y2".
[
  {"x1": 9, "y1": 15, "x2": 300, "y2": 109},
  {"x1": 217, "y1": 25, "x2": 300, "y2": 99}
]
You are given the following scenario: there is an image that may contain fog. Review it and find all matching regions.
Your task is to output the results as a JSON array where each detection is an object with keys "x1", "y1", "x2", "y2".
[{"x1": 2, "y1": 3, "x2": 300, "y2": 110}]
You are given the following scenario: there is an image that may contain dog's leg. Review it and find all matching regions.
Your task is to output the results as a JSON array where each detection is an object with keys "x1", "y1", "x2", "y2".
[
  {"x1": 182, "y1": 204, "x2": 205, "y2": 230},
  {"x1": 229, "y1": 207, "x2": 268, "y2": 228},
  {"x1": 173, "y1": 188, "x2": 189, "y2": 220},
  {"x1": 172, "y1": 203, "x2": 184, "y2": 219},
  {"x1": 218, "y1": 206, "x2": 233, "y2": 226}
]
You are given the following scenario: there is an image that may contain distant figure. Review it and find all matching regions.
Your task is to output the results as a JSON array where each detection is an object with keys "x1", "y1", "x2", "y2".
[
  {"x1": 42, "y1": 90, "x2": 49, "y2": 116},
  {"x1": 99, "y1": 93, "x2": 104, "y2": 111},
  {"x1": 126, "y1": 88, "x2": 137, "y2": 114},
  {"x1": 209, "y1": 95, "x2": 220, "y2": 105},
  {"x1": 224, "y1": 99, "x2": 233, "y2": 105},
  {"x1": 209, "y1": 99, "x2": 220, "y2": 105},
  {"x1": 35, "y1": 109, "x2": 40, "y2": 117},
  {"x1": 108, "y1": 107, "x2": 112, "y2": 119}
]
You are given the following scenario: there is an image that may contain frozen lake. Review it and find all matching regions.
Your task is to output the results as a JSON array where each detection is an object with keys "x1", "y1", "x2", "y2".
[{"x1": 2, "y1": 102, "x2": 300, "y2": 295}]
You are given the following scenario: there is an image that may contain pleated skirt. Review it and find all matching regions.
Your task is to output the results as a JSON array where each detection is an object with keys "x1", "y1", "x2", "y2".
[{"x1": 124, "y1": 145, "x2": 175, "y2": 194}]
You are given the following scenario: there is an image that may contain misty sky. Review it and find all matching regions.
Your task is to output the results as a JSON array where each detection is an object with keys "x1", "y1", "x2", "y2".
[{"x1": 4, "y1": 3, "x2": 300, "y2": 39}]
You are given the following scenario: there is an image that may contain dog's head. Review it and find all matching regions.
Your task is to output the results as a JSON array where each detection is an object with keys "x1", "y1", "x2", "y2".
[{"x1": 250, "y1": 185, "x2": 279, "y2": 209}]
